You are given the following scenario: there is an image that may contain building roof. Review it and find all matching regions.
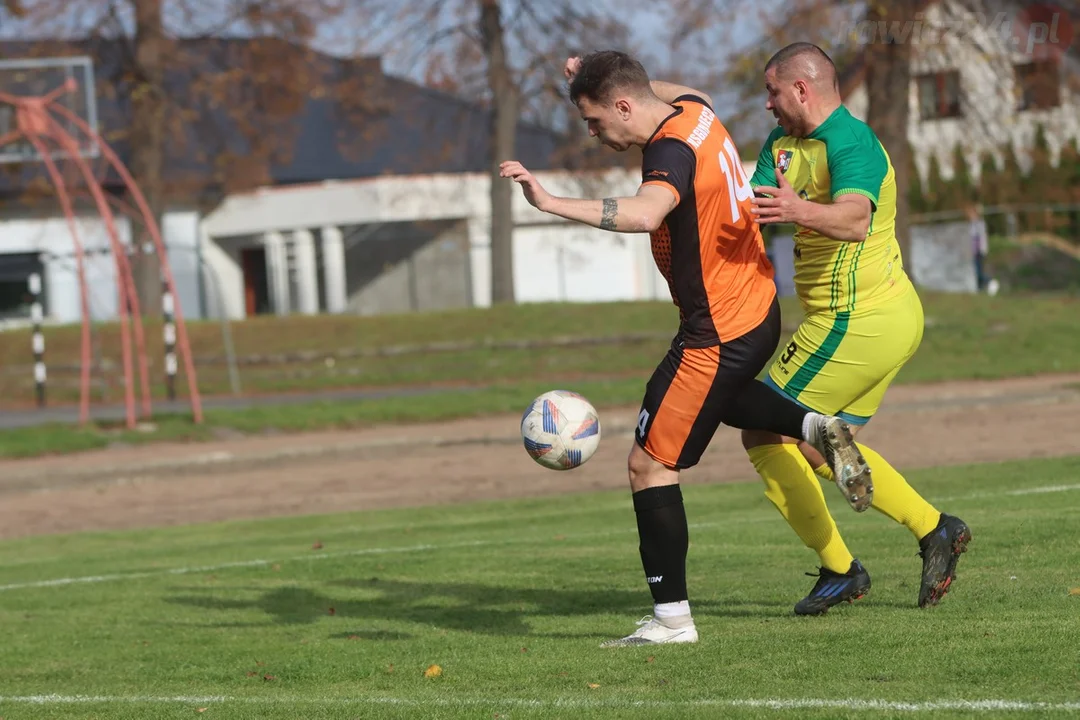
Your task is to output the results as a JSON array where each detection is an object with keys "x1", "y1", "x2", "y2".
[{"x1": 0, "y1": 36, "x2": 597, "y2": 198}]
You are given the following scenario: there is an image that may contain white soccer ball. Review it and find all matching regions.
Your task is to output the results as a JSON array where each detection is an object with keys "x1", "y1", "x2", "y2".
[{"x1": 520, "y1": 390, "x2": 601, "y2": 470}]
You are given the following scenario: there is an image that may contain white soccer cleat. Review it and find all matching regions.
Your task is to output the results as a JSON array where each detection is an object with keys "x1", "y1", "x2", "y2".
[
  {"x1": 809, "y1": 415, "x2": 873, "y2": 512},
  {"x1": 599, "y1": 615, "x2": 699, "y2": 648}
]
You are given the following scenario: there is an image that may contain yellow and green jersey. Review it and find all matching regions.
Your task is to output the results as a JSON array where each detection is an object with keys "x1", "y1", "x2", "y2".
[{"x1": 751, "y1": 105, "x2": 908, "y2": 316}]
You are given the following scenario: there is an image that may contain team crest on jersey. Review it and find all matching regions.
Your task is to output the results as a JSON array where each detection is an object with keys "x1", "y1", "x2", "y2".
[{"x1": 776, "y1": 150, "x2": 793, "y2": 173}]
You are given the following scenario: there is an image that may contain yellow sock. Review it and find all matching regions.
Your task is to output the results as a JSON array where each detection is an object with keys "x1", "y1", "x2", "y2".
[
  {"x1": 814, "y1": 462, "x2": 833, "y2": 482},
  {"x1": 747, "y1": 444, "x2": 853, "y2": 573},
  {"x1": 856, "y1": 443, "x2": 941, "y2": 540}
]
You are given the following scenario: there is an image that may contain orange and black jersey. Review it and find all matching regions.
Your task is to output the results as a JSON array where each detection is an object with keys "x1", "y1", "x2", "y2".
[{"x1": 641, "y1": 95, "x2": 776, "y2": 347}]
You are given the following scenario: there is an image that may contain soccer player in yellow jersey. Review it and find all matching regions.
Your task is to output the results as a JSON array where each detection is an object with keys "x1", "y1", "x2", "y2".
[{"x1": 743, "y1": 42, "x2": 971, "y2": 614}]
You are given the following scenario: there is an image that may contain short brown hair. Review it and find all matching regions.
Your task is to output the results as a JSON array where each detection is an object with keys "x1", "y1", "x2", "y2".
[
  {"x1": 569, "y1": 50, "x2": 652, "y2": 104},
  {"x1": 765, "y1": 42, "x2": 838, "y2": 89}
]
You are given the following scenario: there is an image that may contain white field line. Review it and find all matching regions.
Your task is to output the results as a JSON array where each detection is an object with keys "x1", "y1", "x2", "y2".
[
  {"x1": 1006, "y1": 484, "x2": 1080, "y2": 495},
  {"x1": 0, "y1": 481, "x2": 1073, "y2": 594},
  {"x1": 0, "y1": 694, "x2": 1078, "y2": 713},
  {"x1": 937, "y1": 482, "x2": 1080, "y2": 503}
]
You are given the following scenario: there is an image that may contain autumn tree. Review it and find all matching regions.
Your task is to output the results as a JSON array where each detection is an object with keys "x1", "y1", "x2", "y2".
[
  {"x1": 354, "y1": 0, "x2": 638, "y2": 304},
  {"x1": 709, "y1": 0, "x2": 1076, "y2": 280},
  {"x1": 863, "y1": 0, "x2": 917, "y2": 263},
  {"x1": 706, "y1": 0, "x2": 858, "y2": 150}
]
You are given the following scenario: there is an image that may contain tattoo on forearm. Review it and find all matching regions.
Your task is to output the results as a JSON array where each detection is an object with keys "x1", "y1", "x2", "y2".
[{"x1": 600, "y1": 198, "x2": 618, "y2": 230}]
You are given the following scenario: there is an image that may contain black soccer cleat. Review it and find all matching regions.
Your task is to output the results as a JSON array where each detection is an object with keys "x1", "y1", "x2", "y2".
[
  {"x1": 918, "y1": 513, "x2": 972, "y2": 608},
  {"x1": 794, "y1": 559, "x2": 872, "y2": 616}
]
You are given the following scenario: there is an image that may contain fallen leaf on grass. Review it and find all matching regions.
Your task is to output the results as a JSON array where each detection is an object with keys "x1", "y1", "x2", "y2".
[
  {"x1": 263, "y1": 674, "x2": 276, "y2": 682},
  {"x1": 1070, "y1": 587, "x2": 1080, "y2": 596},
  {"x1": 587, "y1": 683, "x2": 600, "y2": 690},
  {"x1": 246, "y1": 672, "x2": 257, "y2": 677},
  {"x1": 646, "y1": 656, "x2": 655, "y2": 663},
  {"x1": 271, "y1": 564, "x2": 281, "y2": 572},
  {"x1": 328, "y1": 607, "x2": 336, "y2": 616},
  {"x1": 312, "y1": 541, "x2": 323, "y2": 550},
  {"x1": 424, "y1": 664, "x2": 443, "y2": 678},
  {"x1": 196, "y1": 709, "x2": 208, "y2": 713},
  {"x1": 387, "y1": 664, "x2": 394, "y2": 674}
]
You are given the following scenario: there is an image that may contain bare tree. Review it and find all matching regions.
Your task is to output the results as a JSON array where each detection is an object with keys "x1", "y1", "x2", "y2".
[
  {"x1": 129, "y1": 0, "x2": 165, "y2": 316},
  {"x1": 863, "y1": 0, "x2": 916, "y2": 265},
  {"x1": 479, "y1": 0, "x2": 516, "y2": 304},
  {"x1": 354, "y1": 0, "x2": 637, "y2": 305}
]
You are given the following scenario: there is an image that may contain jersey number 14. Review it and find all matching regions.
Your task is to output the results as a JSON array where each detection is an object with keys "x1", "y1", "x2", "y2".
[{"x1": 716, "y1": 137, "x2": 754, "y2": 219}]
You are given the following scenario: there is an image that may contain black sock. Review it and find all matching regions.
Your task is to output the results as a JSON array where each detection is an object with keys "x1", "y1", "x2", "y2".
[
  {"x1": 724, "y1": 380, "x2": 809, "y2": 440},
  {"x1": 633, "y1": 484, "x2": 689, "y2": 605}
]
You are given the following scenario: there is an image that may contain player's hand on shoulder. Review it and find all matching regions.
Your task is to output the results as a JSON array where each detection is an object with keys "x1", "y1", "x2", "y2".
[{"x1": 499, "y1": 160, "x2": 553, "y2": 212}]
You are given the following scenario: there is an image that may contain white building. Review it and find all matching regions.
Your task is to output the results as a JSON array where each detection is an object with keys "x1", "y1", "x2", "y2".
[
  {"x1": 840, "y1": 0, "x2": 1080, "y2": 184},
  {"x1": 197, "y1": 168, "x2": 702, "y2": 320}
]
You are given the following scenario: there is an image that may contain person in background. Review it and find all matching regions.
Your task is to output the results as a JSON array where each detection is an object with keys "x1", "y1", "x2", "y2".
[{"x1": 967, "y1": 203, "x2": 990, "y2": 292}]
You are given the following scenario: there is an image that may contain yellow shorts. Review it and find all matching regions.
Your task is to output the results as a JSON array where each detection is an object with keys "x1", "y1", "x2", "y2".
[{"x1": 765, "y1": 283, "x2": 924, "y2": 425}]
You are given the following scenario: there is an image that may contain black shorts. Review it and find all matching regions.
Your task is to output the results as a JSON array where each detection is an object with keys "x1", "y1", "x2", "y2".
[{"x1": 635, "y1": 297, "x2": 782, "y2": 469}]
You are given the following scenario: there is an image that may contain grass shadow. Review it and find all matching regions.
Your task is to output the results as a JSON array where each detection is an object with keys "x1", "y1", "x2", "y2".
[{"x1": 165, "y1": 577, "x2": 799, "y2": 637}]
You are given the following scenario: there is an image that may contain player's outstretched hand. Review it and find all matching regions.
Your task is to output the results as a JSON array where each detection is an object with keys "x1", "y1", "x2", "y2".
[
  {"x1": 499, "y1": 160, "x2": 554, "y2": 212},
  {"x1": 564, "y1": 56, "x2": 582, "y2": 81},
  {"x1": 750, "y1": 167, "x2": 804, "y2": 225}
]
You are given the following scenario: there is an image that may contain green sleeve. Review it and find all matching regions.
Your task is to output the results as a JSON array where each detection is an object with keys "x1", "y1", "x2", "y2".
[
  {"x1": 826, "y1": 125, "x2": 888, "y2": 209},
  {"x1": 750, "y1": 127, "x2": 784, "y2": 189}
]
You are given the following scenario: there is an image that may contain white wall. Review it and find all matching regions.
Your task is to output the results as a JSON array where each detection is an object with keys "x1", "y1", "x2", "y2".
[
  {"x1": 161, "y1": 211, "x2": 202, "y2": 320},
  {"x1": 512, "y1": 224, "x2": 668, "y2": 304},
  {"x1": 201, "y1": 164, "x2": 757, "y2": 314},
  {"x1": 199, "y1": 231, "x2": 246, "y2": 320},
  {"x1": 0, "y1": 210, "x2": 206, "y2": 324},
  {"x1": 0, "y1": 216, "x2": 130, "y2": 323}
]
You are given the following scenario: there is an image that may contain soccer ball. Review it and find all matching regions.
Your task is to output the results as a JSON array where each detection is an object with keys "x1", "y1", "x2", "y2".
[{"x1": 520, "y1": 390, "x2": 601, "y2": 470}]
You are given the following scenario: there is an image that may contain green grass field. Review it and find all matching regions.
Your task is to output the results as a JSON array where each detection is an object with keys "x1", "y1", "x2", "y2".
[
  {"x1": 3, "y1": 291, "x2": 1079, "y2": 405},
  {"x1": 2, "y1": 456, "x2": 1079, "y2": 719},
  {"x1": 2, "y1": 291, "x2": 1079, "y2": 458}
]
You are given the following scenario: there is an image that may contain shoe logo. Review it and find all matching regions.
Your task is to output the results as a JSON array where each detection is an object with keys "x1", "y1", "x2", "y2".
[
  {"x1": 647, "y1": 575, "x2": 663, "y2": 584},
  {"x1": 818, "y1": 580, "x2": 850, "y2": 599}
]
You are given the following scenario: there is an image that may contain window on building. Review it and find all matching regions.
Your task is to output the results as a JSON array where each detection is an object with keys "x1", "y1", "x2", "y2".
[
  {"x1": 916, "y1": 71, "x2": 962, "y2": 120},
  {"x1": 1015, "y1": 61, "x2": 1060, "y2": 111},
  {"x1": 0, "y1": 254, "x2": 44, "y2": 321}
]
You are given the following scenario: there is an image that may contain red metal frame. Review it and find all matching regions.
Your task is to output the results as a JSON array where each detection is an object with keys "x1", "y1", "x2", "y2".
[{"x1": 0, "y1": 78, "x2": 203, "y2": 425}]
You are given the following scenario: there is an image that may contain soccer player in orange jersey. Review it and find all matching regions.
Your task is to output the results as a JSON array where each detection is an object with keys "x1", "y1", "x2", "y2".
[{"x1": 500, "y1": 50, "x2": 871, "y2": 647}]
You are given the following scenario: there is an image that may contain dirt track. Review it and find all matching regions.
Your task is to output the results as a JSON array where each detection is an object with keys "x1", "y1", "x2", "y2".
[{"x1": 1, "y1": 373, "x2": 1079, "y2": 539}]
